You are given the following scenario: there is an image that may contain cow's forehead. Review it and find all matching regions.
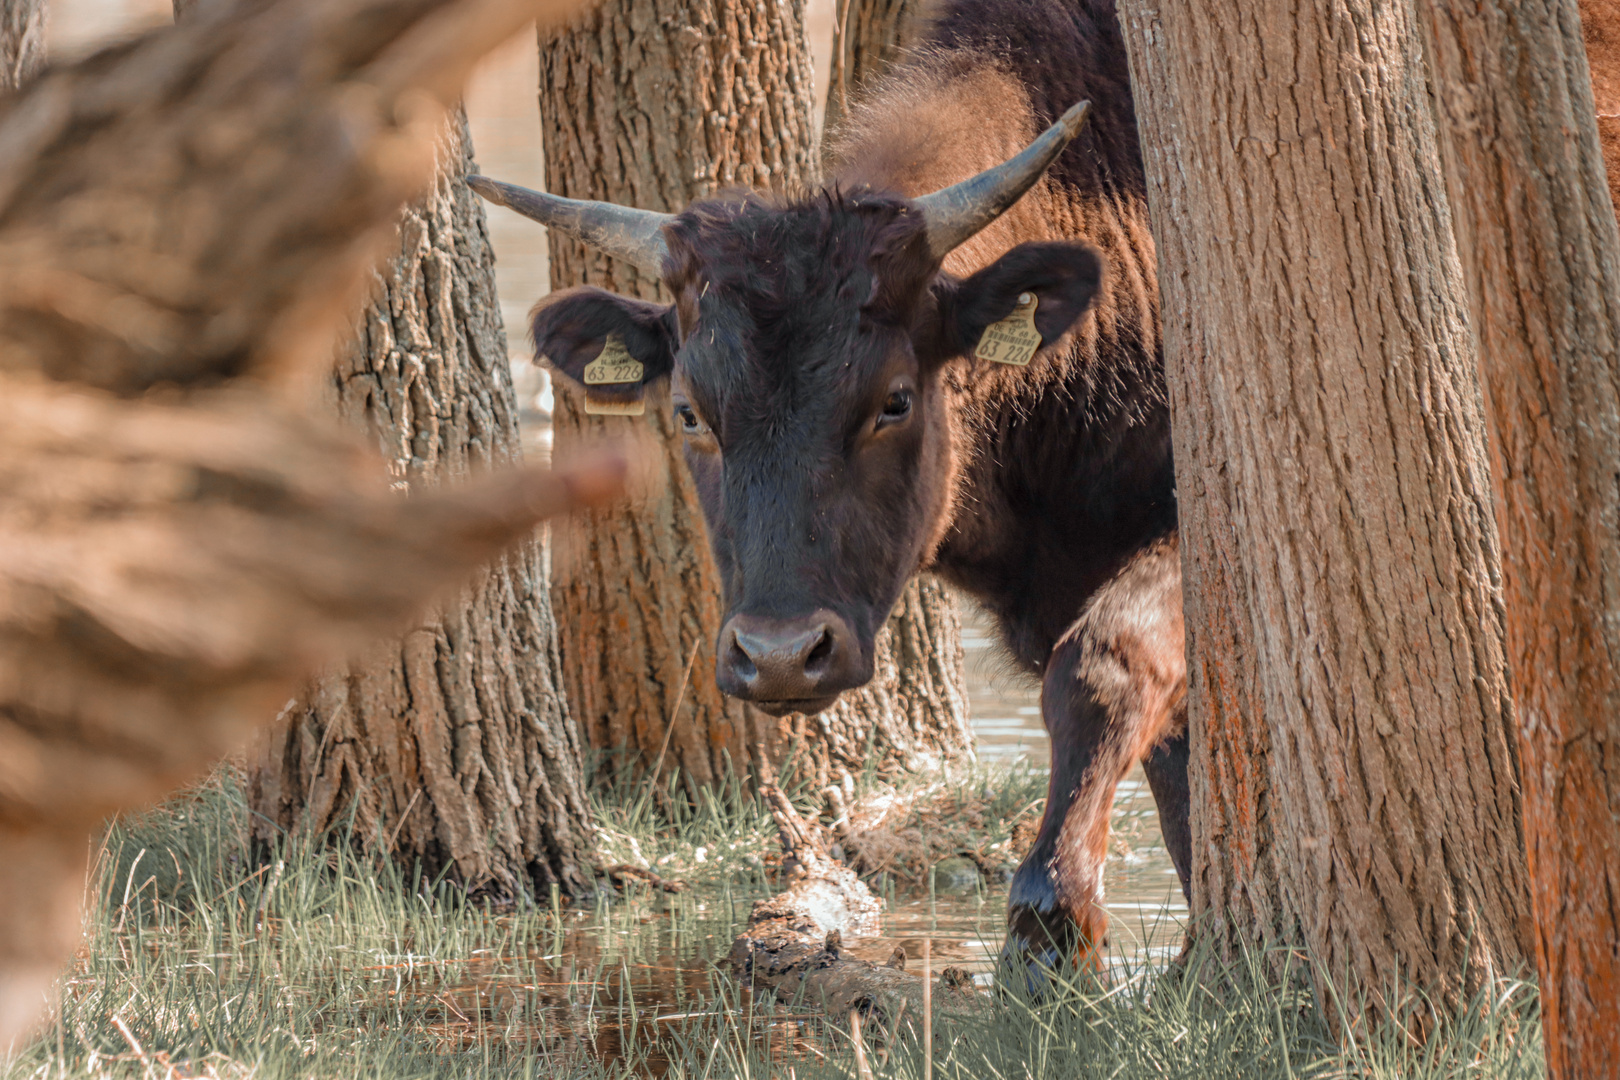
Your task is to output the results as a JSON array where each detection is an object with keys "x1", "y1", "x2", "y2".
[
  {"x1": 663, "y1": 187, "x2": 933, "y2": 304},
  {"x1": 666, "y1": 192, "x2": 927, "y2": 412},
  {"x1": 675, "y1": 282, "x2": 882, "y2": 417},
  {"x1": 664, "y1": 186, "x2": 933, "y2": 404}
]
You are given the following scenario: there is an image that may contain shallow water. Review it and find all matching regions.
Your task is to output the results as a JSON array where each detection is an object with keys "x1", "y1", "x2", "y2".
[
  {"x1": 48, "y1": 2, "x2": 1185, "y2": 1052},
  {"x1": 395, "y1": 841, "x2": 1184, "y2": 1074}
]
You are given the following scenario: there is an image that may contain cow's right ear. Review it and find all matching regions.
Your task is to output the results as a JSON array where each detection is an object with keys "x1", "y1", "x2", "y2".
[{"x1": 531, "y1": 287, "x2": 677, "y2": 416}]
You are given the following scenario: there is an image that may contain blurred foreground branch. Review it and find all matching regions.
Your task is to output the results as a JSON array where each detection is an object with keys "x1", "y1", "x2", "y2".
[{"x1": 0, "y1": 0, "x2": 605, "y2": 1048}]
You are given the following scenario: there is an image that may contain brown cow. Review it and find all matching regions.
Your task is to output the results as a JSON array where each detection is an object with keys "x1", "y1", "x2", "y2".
[{"x1": 477, "y1": 0, "x2": 1183, "y2": 985}]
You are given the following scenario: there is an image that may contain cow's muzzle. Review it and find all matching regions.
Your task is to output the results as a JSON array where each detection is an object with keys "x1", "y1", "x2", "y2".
[{"x1": 715, "y1": 610, "x2": 864, "y2": 715}]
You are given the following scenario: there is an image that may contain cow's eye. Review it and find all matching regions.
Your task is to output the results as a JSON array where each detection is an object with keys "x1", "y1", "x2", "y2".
[
  {"x1": 674, "y1": 402, "x2": 709, "y2": 436},
  {"x1": 877, "y1": 389, "x2": 913, "y2": 428}
]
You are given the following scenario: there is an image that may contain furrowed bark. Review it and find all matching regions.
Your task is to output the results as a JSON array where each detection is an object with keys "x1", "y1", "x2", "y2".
[
  {"x1": 537, "y1": 0, "x2": 971, "y2": 796},
  {"x1": 1422, "y1": 0, "x2": 1620, "y2": 1070},
  {"x1": 537, "y1": 0, "x2": 815, "y2": 796},
  {"x1": 0, "y1": 0, "x2": 606, "y2": 1047},
  {"x1": 248, "y1": 115, "x2": 596, "y2": 900},
  {"x1": 825, "y1": 0, "x2": 919, "y2": 134},
  {"x1": 1117, "y1": 0, "x2": 1531, "y2": 1023}
]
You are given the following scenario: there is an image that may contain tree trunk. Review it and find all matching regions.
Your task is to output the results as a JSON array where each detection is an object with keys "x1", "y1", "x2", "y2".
[
  {"x1": 1582, "y1": 0, "x2": 1620, "y2": 211},
  {"x1": 247, "y1": 115, "x2": 597, "y2": 900},
  {"x1": 538, "y1": 0, "x2": 972, "y2": 798},
  {"x1": 1116, "y1": 0, "x2": 1532, "y2": 1021},
  {"x1": 1, "y1": 0, "x2": 45, "y2": 94},
  {"x1": 1420, "y1": 0, "x2": 1620, "y2": 1070},
  {"x1": 824, "y1": 0, "x2": 918, "y2": 134}
]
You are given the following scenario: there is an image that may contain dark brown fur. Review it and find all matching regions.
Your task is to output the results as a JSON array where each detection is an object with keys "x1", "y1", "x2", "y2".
[{"x1": 534, "y1": 0, "x2": 1189, "y2": 981}]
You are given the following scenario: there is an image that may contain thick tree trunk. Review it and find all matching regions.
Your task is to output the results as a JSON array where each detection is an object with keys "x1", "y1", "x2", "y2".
[
  {"x1": 1, "y1": 0, "x2": 46, "y2": 93},
  {"x1": 1582, "y1": 0, "x2": 1620, "y2": 210},
  {"x1": 248, "y1": 116, "x2": 597, "y2": 900},
  {"x1": 1421, "y1": 0, "x2": 1620, "y2": 1070},
  {"x1": 538, "y1": 0, "x2": 971, "y2": 797},
  {"x1": 824, "y1": 0, "x2": 918, "y2": 134},
  {"x1": 1117, "y1": 0, "x2": 1531, "y2": 1020}
]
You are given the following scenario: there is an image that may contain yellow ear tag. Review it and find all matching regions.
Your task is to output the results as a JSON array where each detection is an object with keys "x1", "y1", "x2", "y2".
[
  {"x1": 974, "y1": 292, "x2": 1042, "y2": 366},
  {"x1": 582, "y1": 332, "x2": 646, "y2": 416}
]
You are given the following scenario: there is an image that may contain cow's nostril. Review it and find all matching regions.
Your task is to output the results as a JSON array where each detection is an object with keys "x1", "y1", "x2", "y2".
[
  {"x1": 804, "y1": 627, "x2": 834, "y2": 673},
  {"x1": 716, "y1": 611, "x2": 860, "y2": 704},
  {"x1": 727, "y1": 634, "x2": 758, "y2": 681}
]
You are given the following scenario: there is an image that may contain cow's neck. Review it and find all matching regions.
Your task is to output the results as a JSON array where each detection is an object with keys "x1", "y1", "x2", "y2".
[
  {"x1": 928, "y1": 283, "x2": 1177, "y2": 675},
  {"x1": 923, "y1": 159, "x2": 1174, "y2": 676}
]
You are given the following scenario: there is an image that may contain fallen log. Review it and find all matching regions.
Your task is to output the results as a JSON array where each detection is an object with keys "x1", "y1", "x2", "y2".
[{"x1": 727, "y1": 784, "x2": 990, "y2": 1029}]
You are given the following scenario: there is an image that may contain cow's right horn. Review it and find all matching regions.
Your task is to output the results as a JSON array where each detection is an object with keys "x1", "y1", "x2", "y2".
[
  {"x1": 467, "y1": 176, "x2": 672, "y2": 273},
  {"x1": 913, "y1": 100, "x2": 1092, "y2": 260}
]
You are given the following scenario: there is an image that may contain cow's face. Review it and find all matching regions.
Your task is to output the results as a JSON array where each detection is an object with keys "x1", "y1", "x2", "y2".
[{"x1": 533, "y1": 192, "x2": 1101, "y2": 715}]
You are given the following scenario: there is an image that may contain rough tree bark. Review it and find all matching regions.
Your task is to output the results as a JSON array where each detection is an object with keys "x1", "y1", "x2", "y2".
[
  {"x1": 824, "y1": 0, "x2": 919, "y2": 134},
  {"x1": 1, "y1": 0, "x2": 46, "y2": 93},
  {"x1": 1420, "y1": 0, "x2": 1620, "y2": 1070},
  {"x1": 0, "y1": 0, "x2": 608, "y2": 1046},
  {"x1": 1116, "y1": 0, "x2": 1532, "y2": 1020},
  {"x1": 247, "y1": 117, "x2": 596, "y2": 900},
  {"x1": 536, "y1": 0, "x2": 972, "y2": 799},
  {"x1": 1583, "y1": 0, "x2": 1620, "y2": 208}
]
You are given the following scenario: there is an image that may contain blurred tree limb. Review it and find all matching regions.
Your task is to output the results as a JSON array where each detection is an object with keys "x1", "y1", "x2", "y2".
[{"x1": 0, "y1": 0, "x2": 608, "y2": 1048}]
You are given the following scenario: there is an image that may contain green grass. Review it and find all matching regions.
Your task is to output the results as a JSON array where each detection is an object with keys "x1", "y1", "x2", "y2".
[
  {"x1": 586, "y1": 751, "x2": 790, "y2": 887},
  {"x1": 3, "y1": 766, "x2": 1543, "y2": 1080}
]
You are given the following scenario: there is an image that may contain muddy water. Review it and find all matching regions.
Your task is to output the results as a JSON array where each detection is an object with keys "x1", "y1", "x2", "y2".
[{"x1": 48, "y1": 4, "x2": 1185, "y2": 1054}]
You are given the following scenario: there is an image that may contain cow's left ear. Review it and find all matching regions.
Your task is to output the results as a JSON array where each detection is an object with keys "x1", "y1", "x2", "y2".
[
  {"x1": 532, "y1": 286, "x2": 677, "y2": 416},
  {"x1": 921, "y1": 241, "x2": 1103, "y2": 367}
]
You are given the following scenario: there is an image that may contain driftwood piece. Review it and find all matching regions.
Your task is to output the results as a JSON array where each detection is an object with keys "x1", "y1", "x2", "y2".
[
  {"x1": 0, "y1": 0, "x2": 599, "y2": 1048},
  {"x1": 728, "y1": 785, "x2": 988, "y2": 1027}
]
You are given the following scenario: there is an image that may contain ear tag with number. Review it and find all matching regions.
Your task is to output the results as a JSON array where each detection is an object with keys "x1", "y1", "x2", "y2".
[
  {"x1": 974, "y1": 292, "x2": 1042, "y2": 366},
  {"x1": 582, "y1": 332, "x2": 646, "y2": 416}
]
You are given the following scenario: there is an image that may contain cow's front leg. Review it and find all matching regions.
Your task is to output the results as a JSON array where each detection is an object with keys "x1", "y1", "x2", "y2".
[{"x1": 1000, "y1": 537, "x2": 1185, "y2": 991}]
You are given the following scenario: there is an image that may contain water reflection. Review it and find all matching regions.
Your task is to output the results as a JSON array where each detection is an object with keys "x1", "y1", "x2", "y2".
[{"x1": 388, "y1": 864, "x2": 1183, "y2": 1074}]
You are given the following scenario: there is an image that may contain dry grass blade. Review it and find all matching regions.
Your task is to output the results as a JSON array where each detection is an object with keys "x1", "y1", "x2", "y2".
[{"x1": 850, "y1": 1010, "x2": 873, "y2": 1080}]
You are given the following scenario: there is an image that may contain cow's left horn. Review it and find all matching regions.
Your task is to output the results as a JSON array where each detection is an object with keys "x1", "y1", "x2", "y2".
[
  {"x1": 467, "y1": 176, "x2": 672, "y2": 273},
  {"x1": 913, "y1": 100, "x2": 1092, "y2": 260}
]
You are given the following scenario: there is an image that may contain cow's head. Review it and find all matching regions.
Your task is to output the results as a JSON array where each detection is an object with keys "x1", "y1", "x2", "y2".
[{"x1": 472, "y1": 103, "x2": 1102, "y2": 717}]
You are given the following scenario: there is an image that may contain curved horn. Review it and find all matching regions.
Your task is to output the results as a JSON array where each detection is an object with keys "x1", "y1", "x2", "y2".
[
  {"x1": 913, "y1": 99, "x2": 1092, "y2": 259},
  {"x1": 466, "y1": 175, "x2": 672, "y2": 273}
]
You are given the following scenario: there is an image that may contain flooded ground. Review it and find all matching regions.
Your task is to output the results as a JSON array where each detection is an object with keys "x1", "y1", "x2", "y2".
[
  {"x1": 41, "y1": 6, "x2": 1184, "y2": 1062},
  {"x1": 393, "y1": 816, "x2": 1183, "y2": 1073}
]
